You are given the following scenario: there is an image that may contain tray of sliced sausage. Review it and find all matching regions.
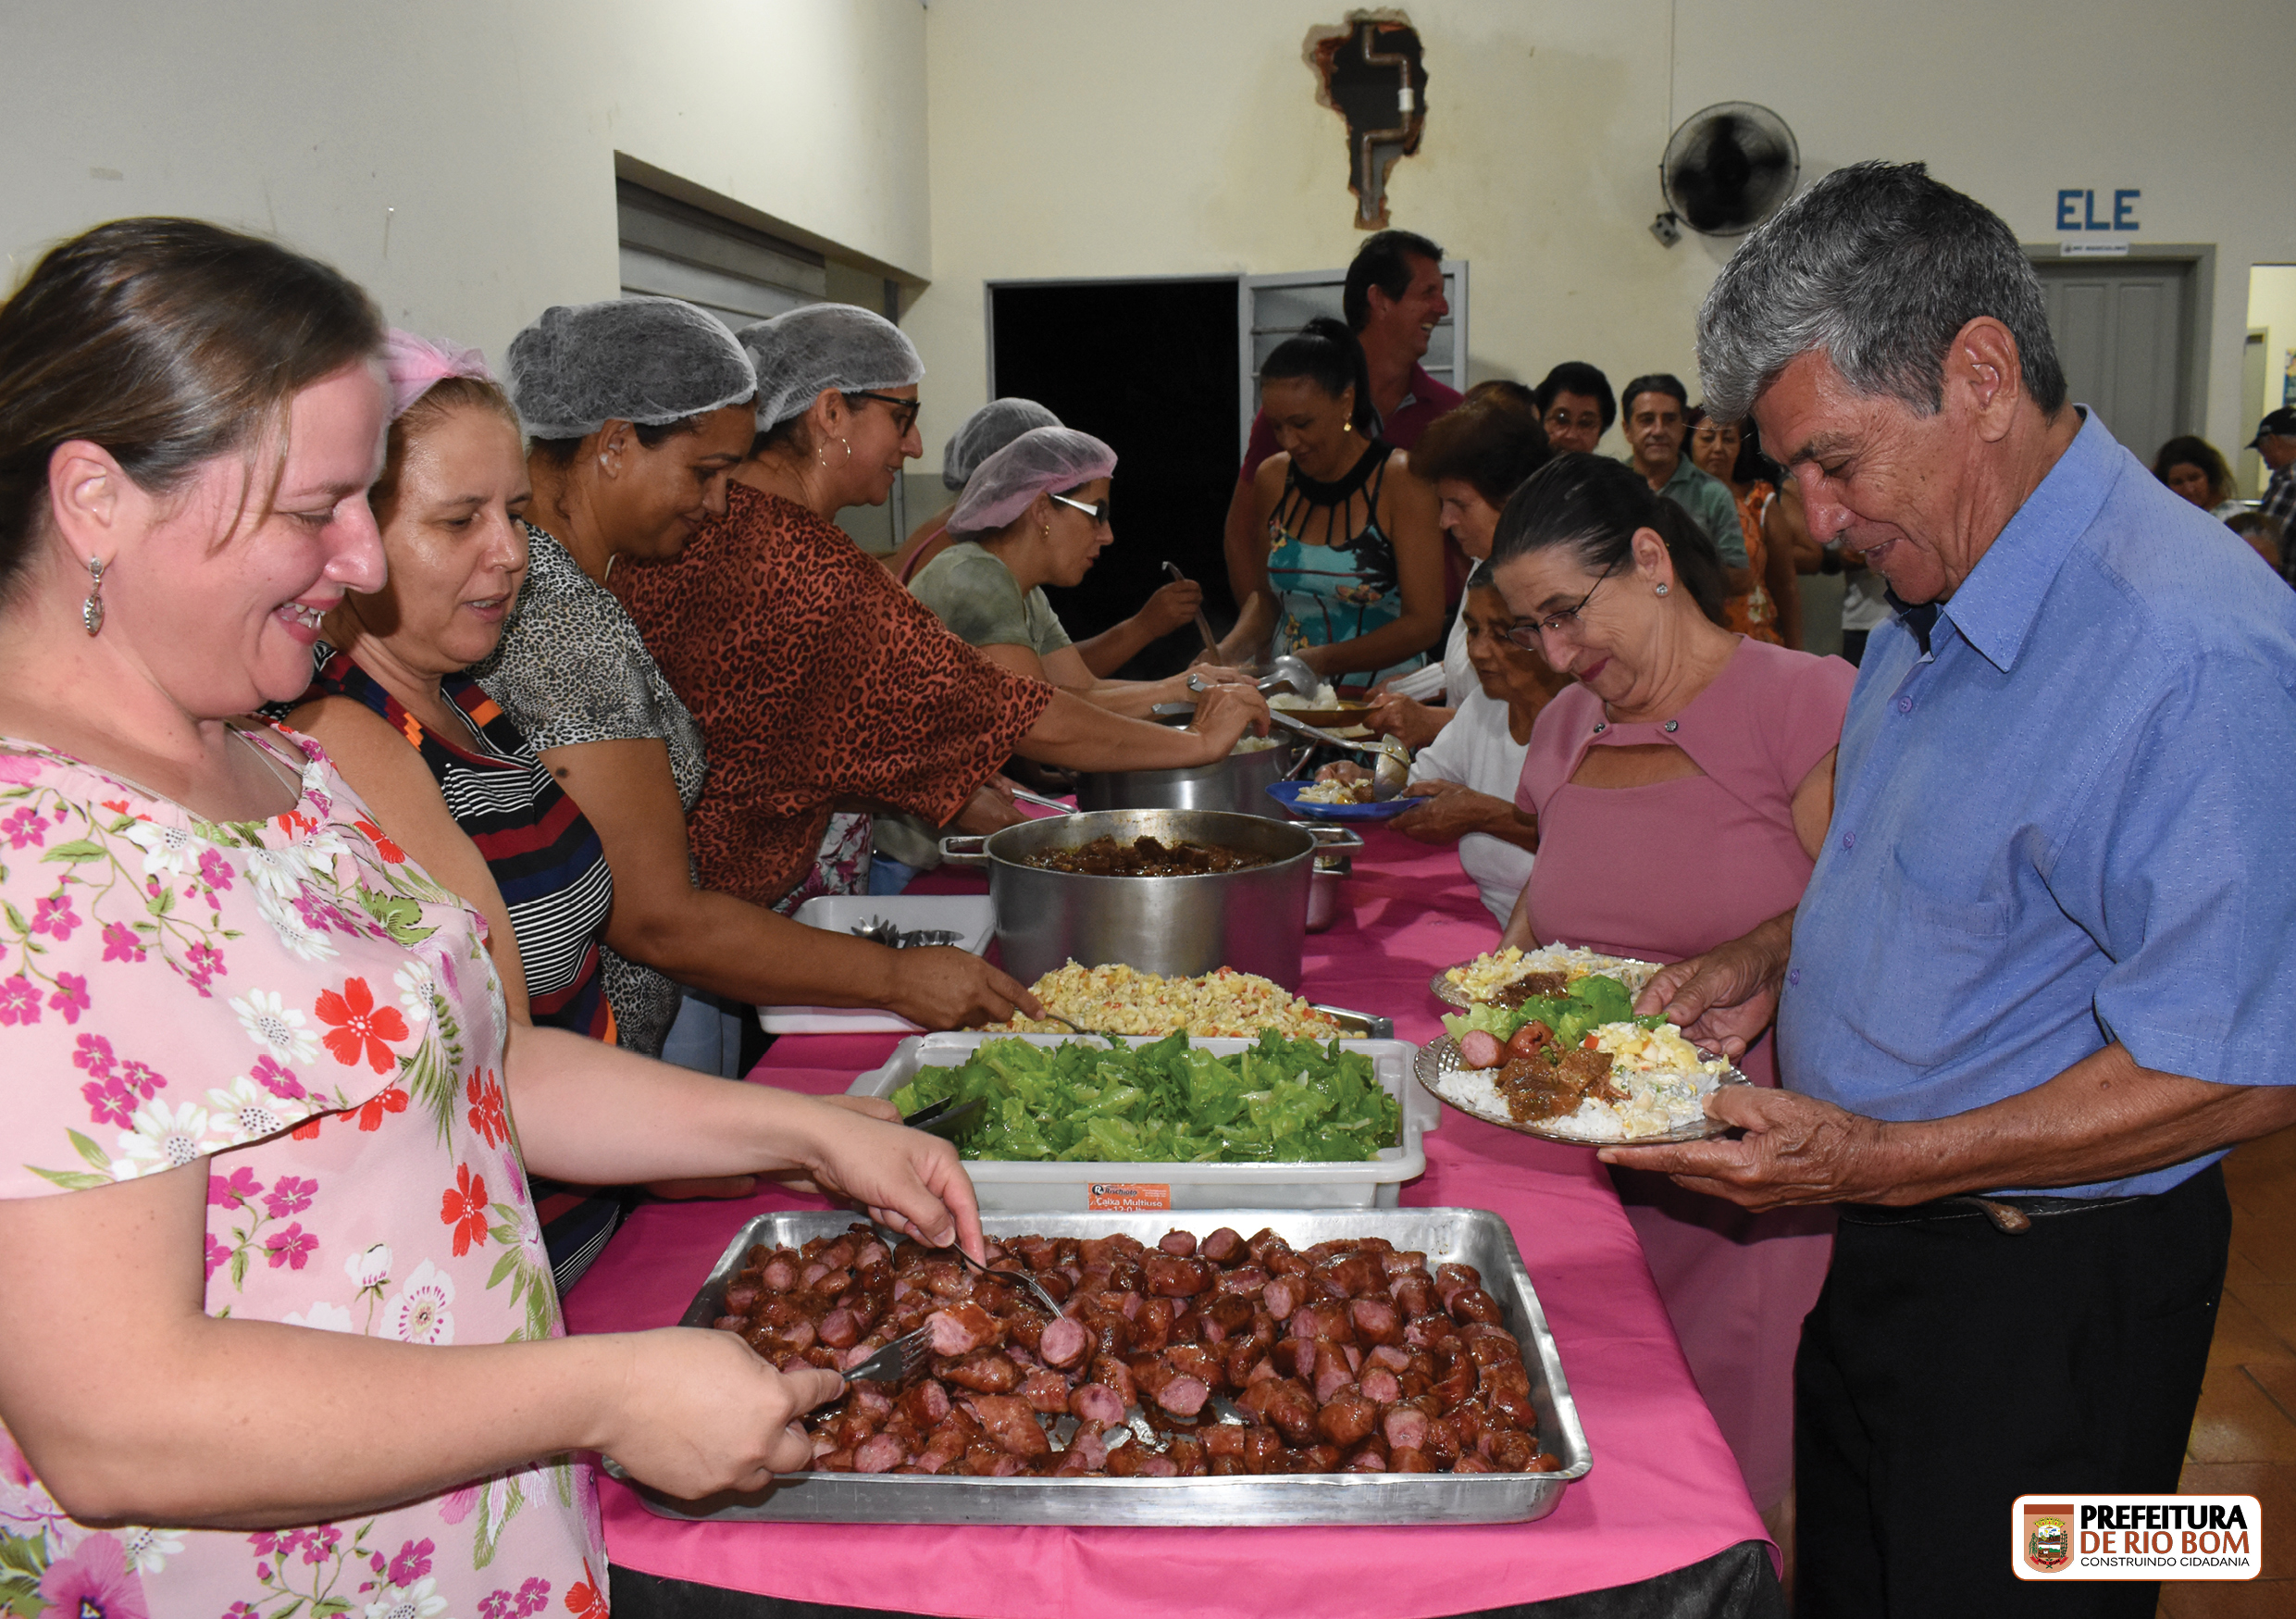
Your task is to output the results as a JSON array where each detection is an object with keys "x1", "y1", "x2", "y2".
[{"x1": 618, "y1": 1209, "x2": 1589, "y2": 1526}]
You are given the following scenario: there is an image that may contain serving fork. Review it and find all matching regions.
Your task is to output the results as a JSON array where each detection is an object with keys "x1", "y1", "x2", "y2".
[{"x1": 841, "y1": 1240, "x2": 1065, "y2": 1386}]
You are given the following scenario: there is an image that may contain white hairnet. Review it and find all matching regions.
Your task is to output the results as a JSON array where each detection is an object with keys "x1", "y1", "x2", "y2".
[
  {"x1": 949, "y1": 427, "x2": 1118, "y2": 537},
  {"x1": 738, "y1": 304, "x2": 925, "y2": 431},
  {"x1": 942, "y1": 398, "x2": 1061, "y2": 491},
  {"x1": 507, "y1": 296, "x2": 755, "y2": 441}
]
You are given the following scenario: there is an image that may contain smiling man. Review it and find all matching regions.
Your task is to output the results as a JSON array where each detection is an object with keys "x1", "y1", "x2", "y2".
[
  {"x1": 1620, "y1": 161, "x2": 2296, "y2": 1618},
  {"x1": 1617, "y1": 371, "x2": 1747, "y2": 578}
]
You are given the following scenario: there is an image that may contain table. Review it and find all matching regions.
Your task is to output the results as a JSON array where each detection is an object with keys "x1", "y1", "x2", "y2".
[{"x1": 565, "y1": 827, "x2": 1781, "y2": 1618}]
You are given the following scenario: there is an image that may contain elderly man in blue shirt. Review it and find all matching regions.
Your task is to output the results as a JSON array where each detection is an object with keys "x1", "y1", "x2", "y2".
[{"x1": 1616, "y1": 160, "x2": 2296, "y2": 1619}]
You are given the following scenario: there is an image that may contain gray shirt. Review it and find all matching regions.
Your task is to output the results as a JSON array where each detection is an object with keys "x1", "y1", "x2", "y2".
[
  {"x1": 1655, "y1": 456, "x2": 1751, "y2": 569},
  {"x1": 909, "y1": 542, "x2": 1073, "y2": 658},
  {"x1": 472, "y1": 526, "x2": 707, "y2": 1057}
]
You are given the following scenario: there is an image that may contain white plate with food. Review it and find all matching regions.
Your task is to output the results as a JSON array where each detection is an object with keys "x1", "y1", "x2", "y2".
[
  {"x1": 1430, "y1": 943, "x2": 1665, "y2": 1010},
  {"x1": 1414, "y1": 1016, "x2": 1748, "y2": 1146}
]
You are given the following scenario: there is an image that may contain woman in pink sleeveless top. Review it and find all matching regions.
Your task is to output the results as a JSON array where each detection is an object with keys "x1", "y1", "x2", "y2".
[{"x1": 1489, "y1": 454, "x2": 1854, "y2": 1533}]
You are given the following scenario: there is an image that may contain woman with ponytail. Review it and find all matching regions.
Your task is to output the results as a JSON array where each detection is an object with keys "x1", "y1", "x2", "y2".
[{"x1": 1227, "y1": 317, "x2": 1443, "y2": 687}]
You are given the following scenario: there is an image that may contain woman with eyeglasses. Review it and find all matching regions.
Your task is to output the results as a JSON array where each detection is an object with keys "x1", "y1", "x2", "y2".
[
  {"x1": 1487, "y1": 452, "x2": 1852, "y2": 1535},
  {"x1": 908, "y1": 427, "x2": 1255, "y2": 718},
  {"x1": 610, "y1": 305, "x2": 1271, "y2": 922}
]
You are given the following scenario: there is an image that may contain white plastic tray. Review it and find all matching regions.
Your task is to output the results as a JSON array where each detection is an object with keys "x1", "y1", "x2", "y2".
[
  {"x1": 849, "y1": 1031, "x2": 1436, "y2": 1212},
  {"x1": 758, "y1": 894, "x2": 996, "y2": 1035}
]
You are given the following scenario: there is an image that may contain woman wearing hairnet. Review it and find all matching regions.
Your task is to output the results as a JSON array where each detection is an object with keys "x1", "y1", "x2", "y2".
[
  {"x1": 910, "y1": 427, "x2": 1254, "y2": 718},
  {"x1": 611, "y1": 304, "x2": 1269, "y2": 919},
  {"x1": 890, "y1": 400, "x2": 1236, "y2": 675},
  {"x1": 466, "y1": 297, "x2": 1046, "y2": 1060}
]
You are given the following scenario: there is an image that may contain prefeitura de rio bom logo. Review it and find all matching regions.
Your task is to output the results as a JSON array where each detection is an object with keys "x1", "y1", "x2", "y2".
[{"x1": 2025, "y1": 1505, "x2": 2073, "y2": 1573}]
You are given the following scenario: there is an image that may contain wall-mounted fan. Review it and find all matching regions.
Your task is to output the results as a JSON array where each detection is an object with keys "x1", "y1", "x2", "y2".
[{"x1": 1649, "y1": 102, "x2": 1799, "y2": 247}]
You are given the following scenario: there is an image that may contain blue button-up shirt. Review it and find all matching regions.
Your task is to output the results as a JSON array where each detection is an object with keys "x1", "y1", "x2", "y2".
[{"x1": 1778, "y1": 408, "x2": 2296, "y2": 1198}]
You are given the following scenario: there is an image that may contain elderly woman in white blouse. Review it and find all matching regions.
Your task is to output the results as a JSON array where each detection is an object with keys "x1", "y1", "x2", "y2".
[{"x1": 1323, "y1": 565, "x2": 1568, "y2": 922}]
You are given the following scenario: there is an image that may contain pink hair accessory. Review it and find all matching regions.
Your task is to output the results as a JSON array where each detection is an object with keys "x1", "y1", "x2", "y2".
[{"x1": 382, "y1": 329, "x2": 495, "y2": 421}]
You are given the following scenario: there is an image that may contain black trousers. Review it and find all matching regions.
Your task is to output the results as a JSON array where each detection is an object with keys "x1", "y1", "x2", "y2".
[{"x1": 1794, "y1": 1164, "x2": 2228, "y2": 1619}]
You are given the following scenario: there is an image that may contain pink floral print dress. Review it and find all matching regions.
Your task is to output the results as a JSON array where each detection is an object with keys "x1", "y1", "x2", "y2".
[{"x1": 0, "y1": 728, "x2": 603, "y2": 1619}]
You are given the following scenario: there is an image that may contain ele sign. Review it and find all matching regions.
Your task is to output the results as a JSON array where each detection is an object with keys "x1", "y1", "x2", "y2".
[{"x1": 2057, "y1": 188, "x2": 2141, "y2": 231}]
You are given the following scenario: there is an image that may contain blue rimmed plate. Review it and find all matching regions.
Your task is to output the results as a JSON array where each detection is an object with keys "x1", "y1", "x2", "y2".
[{"x1": 1266, "y1": 780, "x2": 1419, "y2": 822}]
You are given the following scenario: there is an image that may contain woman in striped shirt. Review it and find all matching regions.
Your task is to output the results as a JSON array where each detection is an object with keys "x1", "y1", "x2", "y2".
[{"x1": 286, "y1": 335, "x2": 615, "y2": 1041}]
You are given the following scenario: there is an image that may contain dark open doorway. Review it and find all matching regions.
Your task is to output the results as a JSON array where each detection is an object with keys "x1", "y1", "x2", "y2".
[{"x1": 987, "y1": 277, "x2": 1240, "y2": 679}]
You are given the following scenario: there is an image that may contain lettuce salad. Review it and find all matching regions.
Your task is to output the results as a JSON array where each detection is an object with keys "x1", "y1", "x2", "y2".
[
  {"x1": 1438, "y1": 971, "x2": 1669, "y2": 1051},
  {"x1": 889, "y1": 1031, "x2": 1401, "y2": 1163}
]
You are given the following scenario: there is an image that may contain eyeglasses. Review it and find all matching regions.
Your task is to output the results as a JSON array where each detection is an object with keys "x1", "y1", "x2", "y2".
[
  {"x1": 1503, "y1": 554, "x2": 1620, "y2": 647},
  {"x1": 1048, "y1": 492, "x2": 1111, "y2": 527},
  {"x1": 845, "y1": 390, "x2": 921, "y2": 437}
]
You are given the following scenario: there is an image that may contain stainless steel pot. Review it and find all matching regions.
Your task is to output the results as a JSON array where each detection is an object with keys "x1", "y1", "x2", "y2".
[
  {"x1": 1070, "y1": 741, "x2": 1302, "y2": 820},
  {"x1": 940, "y1": 809, "x2": 1359, "y2": 988},
  {"x1": 1307, "y1": 851, "x2": 1352, "y2": 934}
]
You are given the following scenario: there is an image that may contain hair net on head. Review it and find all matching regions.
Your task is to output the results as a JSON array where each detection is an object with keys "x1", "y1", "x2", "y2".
[
  {"x1": 738, "y1": 304, "x2": 925, "y2": 430},
  {"x1": 949, "y1": 427, "x2": 1118, "y2": 538},
  {"x1": 942, "y1": 398, "x2": 1061, "y2": 491},
  {"x1": 382, "y1": 330, "x2": 494, "y2": 421},
  {"x1": 507, "y1": 295, "x2": 755, "y2": 441}
]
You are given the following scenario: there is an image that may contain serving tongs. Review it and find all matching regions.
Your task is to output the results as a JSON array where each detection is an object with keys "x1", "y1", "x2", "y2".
[
  {"x1": 900, "y1": 1095, "x2": 985, "y2": 1140},
  {"x1": 850, "y1": 915, "x2": 965, "y2": 950},
  {"x1": 842, "y1": 1233, "x2": 1066, "y2": 1386}
]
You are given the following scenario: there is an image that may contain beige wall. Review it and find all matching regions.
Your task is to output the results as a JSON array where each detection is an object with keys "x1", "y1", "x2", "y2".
[
  {"x1": 910, "y1": 0, "x2": 2296, "y2": 472},
  {"x1": 0, "y1": 0, "x2": 931, "y2": 368},
  {"x1": 6, "y1": 0, "x2": 2292, "y2": 476},
  {"x1": 2250, "y1": 265, "x2": 2296, "y2": 439}
]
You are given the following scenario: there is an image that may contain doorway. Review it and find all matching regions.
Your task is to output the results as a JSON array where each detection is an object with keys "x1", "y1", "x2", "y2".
[
  {"x1": 987, "y1": 277, "x2": 1242, "y2": 678},
  {"x1": 2029, "y1": 250, "x2": 2210, "y2": 466}
]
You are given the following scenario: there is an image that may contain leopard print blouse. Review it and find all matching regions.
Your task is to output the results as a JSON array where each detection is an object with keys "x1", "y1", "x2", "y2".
[
  {"x1": 473, "y1": 525, "x2": 704, "y2": 1056},
  {"x1": 611, "y1": 483, "x2": 1054, "y2": 909}
]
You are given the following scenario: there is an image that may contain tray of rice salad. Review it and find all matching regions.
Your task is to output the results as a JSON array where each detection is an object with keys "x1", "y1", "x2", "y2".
[
  {"x1": 981, "y1": 962, "x2": 1390, "y2": 1040},
  {"x1": 1431, "y1": 943, "x2": 1665, "y2": 1010},
  {"x1": 1414, "y1": 972, "x2": 1746, "y2": 1144}
]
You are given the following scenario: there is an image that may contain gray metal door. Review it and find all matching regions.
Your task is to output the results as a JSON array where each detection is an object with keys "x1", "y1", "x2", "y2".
[{"x1": 2036, "y1": 259, "x2": 2191, "y2": 462}]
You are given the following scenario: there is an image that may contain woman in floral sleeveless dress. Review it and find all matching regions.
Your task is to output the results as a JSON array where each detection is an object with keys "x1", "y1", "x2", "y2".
[{"x1": 0, "y1": 221, "x2": 981, "y2": 1619}]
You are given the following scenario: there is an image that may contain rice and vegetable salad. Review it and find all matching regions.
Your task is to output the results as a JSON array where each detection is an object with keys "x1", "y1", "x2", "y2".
[{"x1": 984, "y1": 962, "x2": 1350, "y2": 1040}]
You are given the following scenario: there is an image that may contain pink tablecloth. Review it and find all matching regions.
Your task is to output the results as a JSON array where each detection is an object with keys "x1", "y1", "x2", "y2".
[{"x1": 564, "y1": 828, "x2": 1772, "y2": 1617}]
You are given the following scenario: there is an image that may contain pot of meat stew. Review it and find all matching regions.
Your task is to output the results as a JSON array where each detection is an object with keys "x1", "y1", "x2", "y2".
[
  {"x1": 1070, "y1": 739, "x2": 1302, "y2": 820},
  {"x1": 940, "y1": 808, "x2": 1326, "y2": 988}
]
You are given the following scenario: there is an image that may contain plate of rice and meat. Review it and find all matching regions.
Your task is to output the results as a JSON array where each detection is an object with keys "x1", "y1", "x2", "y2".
[{"x1": 1413, "y1": 972, "x2": 1746, "y2": 1143}]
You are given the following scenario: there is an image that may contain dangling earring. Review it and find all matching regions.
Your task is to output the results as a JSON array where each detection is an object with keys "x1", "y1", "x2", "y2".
[
  {"x1": 1655, "y1": 582, "x2": 1670, "y2": 596},
  {"x1": 81, "y1": 556, "x2": 107, "y2": 636}
]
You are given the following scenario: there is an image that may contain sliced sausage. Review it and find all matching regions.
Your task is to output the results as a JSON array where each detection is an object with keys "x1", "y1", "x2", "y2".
[{"x1": 1037, "y1": 1314, "x2": 1092, "y2": 1370}]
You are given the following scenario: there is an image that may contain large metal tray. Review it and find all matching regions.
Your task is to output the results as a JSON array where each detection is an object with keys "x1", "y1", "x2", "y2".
[
  {"x1": 850, "y1": 1034, "x2": 1437, "y2": 1212},
  {"x1": 622, "y1": 1208, "x2": 1591, "y2": 1526}
]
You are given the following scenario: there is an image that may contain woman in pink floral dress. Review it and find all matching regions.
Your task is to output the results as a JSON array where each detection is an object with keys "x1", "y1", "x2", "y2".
[{"x1": 0, "y1": 221, "x2": 982, "y2": 1619}]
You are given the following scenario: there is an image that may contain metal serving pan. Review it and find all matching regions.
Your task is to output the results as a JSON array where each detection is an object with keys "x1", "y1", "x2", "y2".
[{"x1": 620, "y1": 1208, "x2": 1591, "y2": 1526}]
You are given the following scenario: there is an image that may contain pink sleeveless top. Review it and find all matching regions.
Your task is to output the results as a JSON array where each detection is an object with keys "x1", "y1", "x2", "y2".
[{"x1": 1514, "y1": 638, "x2": 1854, "y2": 1082}]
